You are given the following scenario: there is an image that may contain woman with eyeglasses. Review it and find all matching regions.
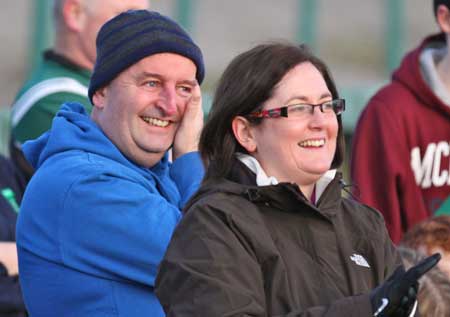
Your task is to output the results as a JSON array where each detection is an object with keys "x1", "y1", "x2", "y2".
[{"x1": 155, "y1": 43, "x2": 438, "y2": 316}]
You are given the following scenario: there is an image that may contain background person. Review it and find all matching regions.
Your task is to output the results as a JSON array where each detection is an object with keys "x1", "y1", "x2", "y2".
[
  {"x1": 0, "y1": 141, "x2": 32, "y2": 317},
  {"x1": 11, "y1": 0, "x2": 149, "y2": 143},
  {"x1": 155, "y1": 43, "x2": 437, "y2": 316},
  {"x1": 16, "y1": 10, "x2": 204, "y2": 317},
  {"x1": 398, "y1": 246, "x2": 450, "y2": 317},
  {"x1": 401, "y1": 215, "x2": 450, "y2": 278},
  {"x1": 351, "y1": 0, "x2": 450, "y2": 244}
]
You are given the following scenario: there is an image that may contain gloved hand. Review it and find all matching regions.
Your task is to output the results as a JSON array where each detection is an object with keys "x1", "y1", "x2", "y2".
[{"x1": 370, "y1": 253, "x2": 441, "y2": 317}]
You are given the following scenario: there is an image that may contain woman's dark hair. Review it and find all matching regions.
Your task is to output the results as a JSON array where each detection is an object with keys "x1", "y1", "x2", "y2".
[{"x1": 200, "y1": 42, "x2": 345, "y2": 180}]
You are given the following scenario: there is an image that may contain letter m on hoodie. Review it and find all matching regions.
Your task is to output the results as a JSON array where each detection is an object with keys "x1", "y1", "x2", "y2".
[{"x1": 411, "y1": 142, "x2": 450, "y2": 188}]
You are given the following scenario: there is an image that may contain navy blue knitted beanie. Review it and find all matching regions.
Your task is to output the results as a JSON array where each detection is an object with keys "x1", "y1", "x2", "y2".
[{"x1": 88, "y1": 10, "x2": 204, "y2": 103}]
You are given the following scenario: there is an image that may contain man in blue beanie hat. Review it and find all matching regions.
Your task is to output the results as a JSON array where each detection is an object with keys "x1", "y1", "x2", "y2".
[{"x1": 16, "y1": 10, "x2": 205, "y2": 317}]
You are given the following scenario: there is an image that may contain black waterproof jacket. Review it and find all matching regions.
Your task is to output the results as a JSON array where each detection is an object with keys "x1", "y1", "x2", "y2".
[{"x1": 156, "y1": 160, "x2": 401, "y2": 316}]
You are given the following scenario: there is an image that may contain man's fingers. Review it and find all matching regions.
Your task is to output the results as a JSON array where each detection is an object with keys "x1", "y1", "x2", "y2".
[
  {"x1": 182, "y1": 84, "x2": 202, "y2": 120},
  {"x1": 172, "y1": 83, "x2": 203, "y2": 159},
  {"x1": 192, "y1": 85, "x2": 201, "y2": 103},
  {"x1": 405, "y1": 253, "x2": 441, "y2": 282},
  {"x1": 189, "y1": 84, "x2": 202, "y2": 108}
]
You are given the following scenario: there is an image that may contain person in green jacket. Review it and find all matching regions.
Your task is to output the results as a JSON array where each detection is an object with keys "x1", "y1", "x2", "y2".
[{"x1": 11, "y1": 0, "x2": 149, "y2": 143}]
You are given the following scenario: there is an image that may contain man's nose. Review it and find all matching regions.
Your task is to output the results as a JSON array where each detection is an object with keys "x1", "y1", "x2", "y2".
[{"x1": 159, "y1": 86, "x2": 177, "y2": 116}]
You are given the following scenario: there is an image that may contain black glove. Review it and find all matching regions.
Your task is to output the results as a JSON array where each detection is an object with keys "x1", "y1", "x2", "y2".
[{"x1": 370, "y1": 253, "x2": 441, "y2": 317}]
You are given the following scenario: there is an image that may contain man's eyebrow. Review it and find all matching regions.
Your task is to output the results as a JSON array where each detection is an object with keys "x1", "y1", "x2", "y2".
[
  {"x1": 178, "y1": 79, "x2": 197, "y2": 86},
  {"x1": 134, "y1": 72, "x2": 163, "y2": 81}
]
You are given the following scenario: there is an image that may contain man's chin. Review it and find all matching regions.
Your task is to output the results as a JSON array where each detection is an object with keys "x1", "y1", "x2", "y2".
[
  {"x1": 139, "y1": 142, "x2": 172, "y2": 154},
  {"x1": 129, "y1": 149, "x2": 168, "y2": 168}
]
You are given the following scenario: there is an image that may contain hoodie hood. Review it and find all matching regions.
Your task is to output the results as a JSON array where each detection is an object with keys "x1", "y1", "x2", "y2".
[
  {"x1": 23, "y1": 102, "x2": 169, "y2": 175},
  {"x1": 392, "y1": 33, "x2": 450, "y2": 116}
]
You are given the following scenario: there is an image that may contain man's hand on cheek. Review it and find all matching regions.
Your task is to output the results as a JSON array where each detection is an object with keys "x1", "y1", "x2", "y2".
[{"x1": 172, "y1": 84, "x2": 203, "y2": 160}]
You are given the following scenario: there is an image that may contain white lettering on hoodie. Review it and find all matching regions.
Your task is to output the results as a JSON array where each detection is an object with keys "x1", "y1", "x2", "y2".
[{"x1": 411, "y1": 141, "x2": 450, "y2": 188}]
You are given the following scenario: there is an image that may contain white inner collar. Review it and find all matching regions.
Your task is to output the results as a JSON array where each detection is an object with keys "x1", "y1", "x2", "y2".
[
  {"x1": 236, "y1": 153, "x2": 336, "y2": 201},
  {"x1": 236, "y1": 153, "x2": 279, "y2": 186}
]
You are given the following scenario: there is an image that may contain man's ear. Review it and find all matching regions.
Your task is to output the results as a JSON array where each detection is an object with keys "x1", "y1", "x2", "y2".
[
  {"x1": 436, "y1": 4, "x2": 450, "y2": 33},
  {"x1": 92, "y1": 87, "x2": 107, "y2": 109},
  {"x1": 62, "y1": 0, "x2": 86, "y2": 32},
  {"x1": 231, "y1": 116, "x2": 257, "y2": 153}
]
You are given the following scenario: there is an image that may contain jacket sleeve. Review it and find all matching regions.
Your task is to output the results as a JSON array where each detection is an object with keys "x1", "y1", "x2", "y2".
[
  {"x1": 170, "y1": 151, "x2": 204, "y2": 207},
  {"x1": 57, "y1": 173, "x2": 183, "y2": 287},
  {"x1": 350, "y1": 95, "x2": 429, "y2": 244},
  {"x1": 155, "y1": 203, "x2": 373, "y2": 317}
]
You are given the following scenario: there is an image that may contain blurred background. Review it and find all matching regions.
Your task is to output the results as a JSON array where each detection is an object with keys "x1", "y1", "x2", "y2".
[{"x1": 0, "y1": 0, "x2": 437, "y2": 173}]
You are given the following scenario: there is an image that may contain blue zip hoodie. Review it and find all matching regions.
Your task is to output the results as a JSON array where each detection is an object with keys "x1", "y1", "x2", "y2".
[{"x1": 16, "y1": 103, "x2": 204, "y2": 317}]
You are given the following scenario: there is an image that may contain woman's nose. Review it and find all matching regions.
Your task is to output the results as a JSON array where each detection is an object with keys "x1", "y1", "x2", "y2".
[{"x1": 308, "y1": 106, "x2": 328, "y2": 127}]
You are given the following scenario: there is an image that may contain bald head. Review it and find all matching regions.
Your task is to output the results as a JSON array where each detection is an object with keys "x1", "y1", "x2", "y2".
[{"x1": 52, "y1": 0, "x2": 150, "y2": 70}]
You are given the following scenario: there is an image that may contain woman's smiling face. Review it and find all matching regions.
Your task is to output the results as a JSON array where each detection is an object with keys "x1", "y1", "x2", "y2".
[{"x1": 248, "y1": 62, "x2": 339, "y2": 187}]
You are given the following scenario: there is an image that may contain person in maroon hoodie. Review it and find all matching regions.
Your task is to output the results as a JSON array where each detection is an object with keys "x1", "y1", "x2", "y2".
[{"x1": 351, "y1": 0, "x2": 450, "y2": 244}]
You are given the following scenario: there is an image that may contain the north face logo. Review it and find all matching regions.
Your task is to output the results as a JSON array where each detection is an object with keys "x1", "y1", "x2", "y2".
[{"x1": 350, "y1": 253, "x2": 370, "y2": 268}]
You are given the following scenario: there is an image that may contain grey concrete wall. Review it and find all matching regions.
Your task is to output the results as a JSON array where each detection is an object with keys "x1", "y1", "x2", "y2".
[
  {"x1": 0, "y1": 0, "x2": 437, "y2": 117},
  {"x1": 0, "y1": 1, "x2": 31, "y2": 107}
]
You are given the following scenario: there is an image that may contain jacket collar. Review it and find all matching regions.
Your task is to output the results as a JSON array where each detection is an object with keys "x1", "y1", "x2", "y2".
[
  {"x1": 236, "y1": 152, "x2": 337, "y2": 203},
  {"x1": 236, "y1": 153, "x2": 279, "y2": 185},
  {"x1": 244, "y1": 173, "x2": 343, "y2": 218},
  {"x1": 44, "y1": 49, "x2": 91, "y2": 77},
  {"x1": 190, "y1": 157, "x2": 343, "y2": 219}
]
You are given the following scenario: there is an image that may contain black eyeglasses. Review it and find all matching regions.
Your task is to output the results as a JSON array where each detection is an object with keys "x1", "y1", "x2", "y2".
[{"x1": 247, "y1": 98, "x2": 345, "y2": 119}]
